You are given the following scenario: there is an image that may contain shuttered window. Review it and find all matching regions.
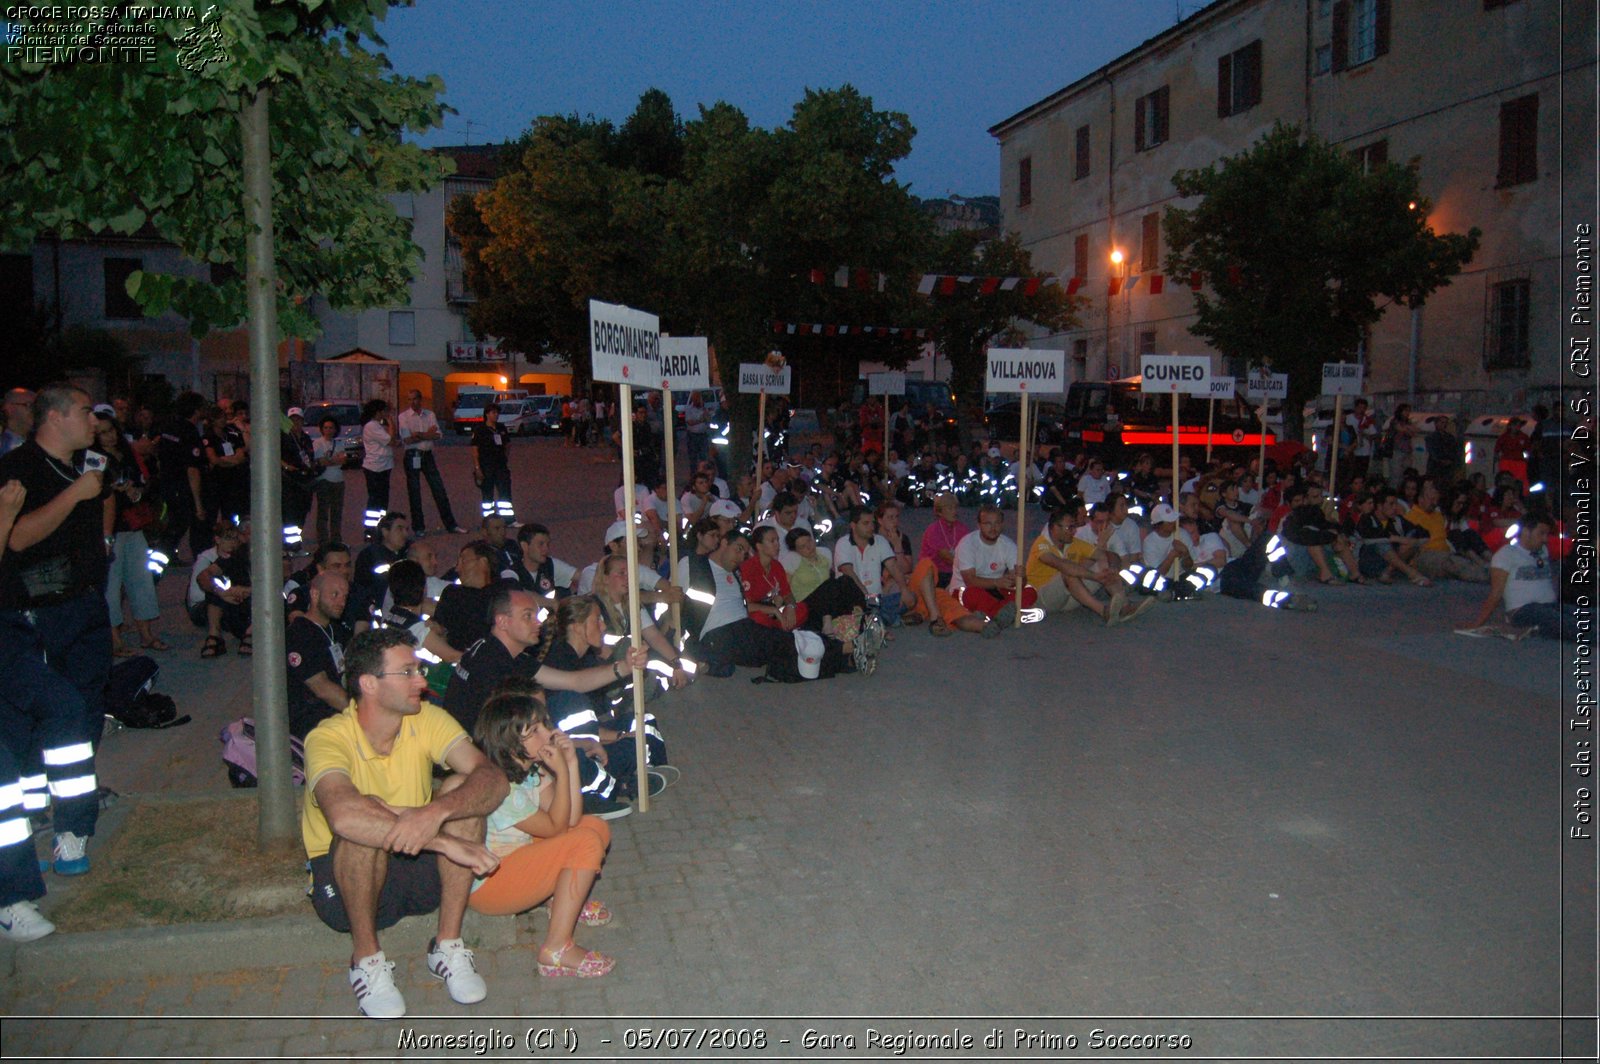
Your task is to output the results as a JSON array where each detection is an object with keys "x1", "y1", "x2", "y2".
[
  {"x1": 1074, "y1": 125, "x2": 1091, "y2": 181},
  {"x1": 1496, "y1": 95, "x2": 1538, "y2": 187},
  {"x1": 1217, "y1": 40, "x2": 1263, "y2": 117},
  {"x1": 1073, "y1": 234, "x2": 1089, "y2": 281},
  {"x1": 1018, "y1": 156, "x2": 1033, "y2": 207},
  {"x1": 1140, "y1": 213, "x2": 1161, "y2": 273},
  {"x1": 1134, "y1": 86, "x2": 1169, "y2": 151}
]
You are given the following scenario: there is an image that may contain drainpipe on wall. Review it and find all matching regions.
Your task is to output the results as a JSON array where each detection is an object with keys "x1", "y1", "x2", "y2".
[{"x1": 1408, "y1": 303, "x2": 1421, "y2": 404}]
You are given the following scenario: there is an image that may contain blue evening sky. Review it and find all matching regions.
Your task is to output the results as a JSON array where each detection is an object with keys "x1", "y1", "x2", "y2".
[{"x1": 378, "y1": 0, "x2": 1192, "y2": 197}]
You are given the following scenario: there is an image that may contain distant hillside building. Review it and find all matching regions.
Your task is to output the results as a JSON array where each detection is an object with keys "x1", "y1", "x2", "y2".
[{"x1": 988, "y1": 0, "x2": 1592, "y2": 414}]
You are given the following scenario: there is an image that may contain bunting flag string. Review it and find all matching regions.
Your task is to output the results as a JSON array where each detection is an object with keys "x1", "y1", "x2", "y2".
[
  {"x1": 808, "y1": 266, "x2": 890, "y2": 292},
  {"x1": 807, "y1": 266, "x2": 1243, "y2": 298},
  {"x1": 917, "y1": 273, "x2": 1056, "y2": 296},
  {"x1": 770, "y1": 321, "x2": 931, "y2": 339}
]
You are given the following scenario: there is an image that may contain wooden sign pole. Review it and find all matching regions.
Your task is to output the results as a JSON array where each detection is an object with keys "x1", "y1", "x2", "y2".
[
  {"x1": 618, "y1": 382, "x2": 649, "y2": 813},
  {"x1": 1171, "y1": 390, "x2": 1182, "y2": 504},
  {"x1": 1013, "y1": 390, "x2": 1030, "y2": 627},
  {"x1": 662, "y1": 381, "x2": 682, "y2": 647}
]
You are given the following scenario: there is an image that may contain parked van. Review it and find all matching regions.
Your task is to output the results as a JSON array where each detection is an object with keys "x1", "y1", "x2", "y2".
[{"x1": 452, "y1": 389, "x2": 496, "y2": 434}]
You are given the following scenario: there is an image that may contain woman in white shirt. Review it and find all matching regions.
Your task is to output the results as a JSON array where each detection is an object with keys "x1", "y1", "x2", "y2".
[
  {"x1": 359, "y1": 398, "x2": 394, "y2": 538},
  {"x1": 310, "y1": 416, "x2": 347, "y2": 548}
]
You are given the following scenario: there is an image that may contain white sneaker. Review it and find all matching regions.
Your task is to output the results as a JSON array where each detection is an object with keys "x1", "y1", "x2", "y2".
[
  {"x1": 0, "y1": 899, "x2": 56, "y2": 942},
  {"x1": 426, "y1": 937, "x2": 487, "y2": 1004},
  {"x1": 350, "y1": 951, "x2": 406, "y2": 1019}
]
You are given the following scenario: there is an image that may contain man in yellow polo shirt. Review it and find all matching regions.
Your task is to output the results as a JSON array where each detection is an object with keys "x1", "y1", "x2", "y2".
[
  {"x1": 1027, "y1": 504, "x2": 1148, "y2": 625},
  {"x1": 302, "y1": 628, "x2": 508, "y2": 1020},
  {"x1": 1404, "y1": 478, "x2": 1489, "y2": 583}
]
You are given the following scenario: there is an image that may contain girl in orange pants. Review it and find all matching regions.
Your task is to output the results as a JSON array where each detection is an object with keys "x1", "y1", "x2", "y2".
[{"x1": 471, "y1": 686, "x2": 616, "y2": 978}]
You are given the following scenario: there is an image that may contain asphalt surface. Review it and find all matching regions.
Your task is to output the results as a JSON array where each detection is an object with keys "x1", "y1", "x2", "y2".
[{"x1": 0, "y1": 435, "x2": 1579, "y2": 1061}]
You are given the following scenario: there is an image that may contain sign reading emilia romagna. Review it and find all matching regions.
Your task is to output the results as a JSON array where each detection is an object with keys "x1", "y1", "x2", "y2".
[
  {"x1": 658, "y1": 337, "x2": 710, "y2": 392},
  {"x1": 986, "y1": 348, "x2": 1066, "y2": 394},
  {"x1": 738, "y1": 363, "x2": 792, "y2": 394},
  {"x1": 1139, "y1": 354, "x2": 1213, "y2": 395},
  {"x1": 589, "y1": 299, "x2": 660, "y2": 386}
]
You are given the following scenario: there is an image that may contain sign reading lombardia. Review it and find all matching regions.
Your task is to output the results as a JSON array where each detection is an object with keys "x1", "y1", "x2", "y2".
[
  {"x1": 986, "y1": 348, "x2": 1066, "y2": 394},
  {"x1": 589, "y1": 299, "x2": 660, "y2": 386},
  {"x1": 659, "y1": 337, "x2": 710, "y2": 392},
  {"x1": 738, "y1": 363, "x2": 791, "y2": 394}
]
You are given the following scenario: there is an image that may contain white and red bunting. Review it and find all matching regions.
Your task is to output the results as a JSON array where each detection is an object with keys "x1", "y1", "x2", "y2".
[
  {"x1": 770, "y1": 321, "x2": 930, "y2": 339},
  {"x1": 808, "y1": 266, "x2": 890, "y2": 291}
]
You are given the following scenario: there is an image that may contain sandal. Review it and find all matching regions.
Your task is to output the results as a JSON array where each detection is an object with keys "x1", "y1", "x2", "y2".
[
  {"x1": 579, "y1": 899, "x2": 613, "y2": 927},
  {"x1": 900, "y1": 612, "x2": 923, "y2": 627},
  {"x1": 112, "y1": 643, "x2": 136, "y2": 658},
  {"x1": 929, "y1": 619, "x2": 952, "y2": 637},
  {"x1": 237, "y1": 636, "x2": 253, "y2": 657},
  {"x1": 200, "y1": 635, "x2": 226, "y2": 658},
  {"x1": 1409, "y1": 574, "x2": 1434, "y2": 588},
  {"x1": 537, "y1": 943, "x2": 615, "y2": 979},
  {"x1": 141, "y1": 637, "x2": 172, "y2": 652}
]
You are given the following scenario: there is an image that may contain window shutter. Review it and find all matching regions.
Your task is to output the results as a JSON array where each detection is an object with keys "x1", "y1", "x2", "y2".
[
  {"x1": 1374, "y1": 0, "x2": 1391, "y2": 57},
  {"x1": 1242, "y1": 40, "x2": 1263, "y2": 109},
  {"x1": 1155, "y1": 87, "x2": 1170, "y2": 145},
  {"x1": 1331, "y1": 1, "x2": 1349, "y2": 71},
  {"x1": 1369, "y1": 139, "x2": 1388, "y2": 167},
  {"x1": 1134, "y1": 95, "x2": 1146, "y2": 151},
  {"x1": 1019, "y1": 156, "x2": 1032, "y2": 206},
  {"x1": 1075, "y1": 125, "x2": 1091, "y2": 180},
  {"x1": 1074, "y1": 234, "x2": 1089, "y2": 280},
  {"x1": 1217, "y1": 52, "x2": 1233, "y2": 118},
  {"x1": 1141, "y1": 213, "x2": 1160, "y2": 272}
]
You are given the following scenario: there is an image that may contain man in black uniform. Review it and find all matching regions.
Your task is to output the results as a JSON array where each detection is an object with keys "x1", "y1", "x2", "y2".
[
  {"x1": 0, "y1": 383, "x2": 107, "y2": 877},
  {"x1": 286, "y1": 571, "x2": 353, "y2": 739},
  {"x1": 156, "y1": 392, "x2": 210, "y2": 557},
  {"x1": 470, "y1": 404, "x2": 514, "y2": 524}
]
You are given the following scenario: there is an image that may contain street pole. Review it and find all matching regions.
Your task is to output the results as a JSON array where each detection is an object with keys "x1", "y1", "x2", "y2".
[
  {"x1": 242, "y1": 85, "x2": 295, "y2": 846},
  {"x1": 1013, "y1": 390, "x2": 1030, "y2": 627}
]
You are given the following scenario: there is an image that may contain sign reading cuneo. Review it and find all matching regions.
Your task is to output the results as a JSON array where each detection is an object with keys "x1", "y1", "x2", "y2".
[
  {"x1": 986, "y1": 348, "x2": 1066, "y2": 395},
  {"x1": 867, "y1": 371, "x2": 907, "y2": 396},
  {"x1": 1320, "y1": 361, "x2": 1363, "y2": 396},
  {"x1": 1139, "y1": 354, "x2": 1213, "y2": 395},
  {"x1": 658, "y1": 337, "x2": 710, "y2": 392},
  {"x1": 738, "y1": 363, "x2": 792, "y2": 395},
  {"x1": 1246, "y1": 372, "x2": 1290, "y2": 401},
  {"x1": 589, "y1": 299, "x2": 661, "y2": 386}
]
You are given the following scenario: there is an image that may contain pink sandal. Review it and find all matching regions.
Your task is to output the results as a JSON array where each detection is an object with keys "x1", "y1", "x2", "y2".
[
  {"x1": 579, "y1": 899, "x2": 612, "y2": 927},
  {"x1": 538, "y1": 943, "x2": 615, "y2": 978}
]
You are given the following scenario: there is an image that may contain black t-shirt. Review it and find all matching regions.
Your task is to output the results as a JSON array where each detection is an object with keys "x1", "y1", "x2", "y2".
[
  {"x1": 1355, "y1": 512, "x2": 1388, "y2": 543},
  {"x1": 442, "y1": 634, "x2": 536, "y2": 734},
  {"x1": 1284, "y1": 505, "x2": 1338, "y2": 547},
  {"x1": 0, "y1": 441, "x2": 110, "y2": 608},
  {"x1": 472, "y1": 424, "x2": 509, "y2": 471},
  {"x1": 353, "y1": 542, "x2": 405, "y2": 590},
  {"x1": 434, "y1": 583, "x2": 495, "y2": 651},
  {"x1": 285, "y1": 615, "x2": 350, "y2": 739},
  {"x1": 157, "y1": 417, "x2": 204, "y2": 491}
]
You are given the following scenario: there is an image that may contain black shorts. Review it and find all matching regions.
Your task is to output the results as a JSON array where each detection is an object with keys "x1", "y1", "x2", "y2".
[{"x1": 308, "y1": 844, "x2": 441, "y2": 933}]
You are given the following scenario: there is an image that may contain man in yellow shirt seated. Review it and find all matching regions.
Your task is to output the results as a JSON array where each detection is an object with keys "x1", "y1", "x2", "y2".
[
  {"x1": 1404, "y1": 478, "x2": 1488, "y2": 583},
  {"x1": 301, "y1": 628, "x2": 508, "y2": 1020},
  {"x1": 1028, "y1": 505, "x2": 1150, "y2": 626}
]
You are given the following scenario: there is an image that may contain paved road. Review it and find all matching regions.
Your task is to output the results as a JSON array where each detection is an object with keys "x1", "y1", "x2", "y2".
[{"x1": 0, "y1": 438, "x2": 1576, "y2": 1059}]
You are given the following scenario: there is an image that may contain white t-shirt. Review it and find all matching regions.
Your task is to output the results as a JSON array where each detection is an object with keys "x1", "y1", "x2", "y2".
[
  {"x1": 361, "y1": 420, "x2": 393, "y2": 472},
  {"x1": 833, "y1": 534, "x2": 896, "y2": 596},
  {"x1": 397, "y1": 407, "x2": 440, "y2": 452},
  {"x1": 613, "y1": 484, "x2": 654, "y2": 522},
  {"x1": 1107, "y1": 518, "x2": 1143, "y2": 559},
  {"x1": 1492, "y1": 541, "x2": 1556, "y2": 614},
  {"x1": 189, "y1": 546, "x2": 222, "y2": 607},
  {"x1": 756, "y1": 515, "x2": 813, "y2": 541},
  {"x1": 577, "y1": 560, "x2": 660, "y2": 597},
  {"x1": 949, "y1": 531, "x2": 1019, "y2": 593},
  {"x1": 1142, "y1": 529, "x2": 1183, "y2": 569},
  {"x1": 676, "y1": 556, "x2": 747, "y2": 637},
  {"x1": 1078, "y1": 472, "x2": 1112, "y2": 505},
  {"x1": 680, "y1": 492, "x2": 713, "y2": 523}
]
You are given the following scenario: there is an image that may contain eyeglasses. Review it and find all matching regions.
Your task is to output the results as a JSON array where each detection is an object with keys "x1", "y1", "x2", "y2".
[{"x1": 374, "y1": 667, "x2": 422, "y2": 679}]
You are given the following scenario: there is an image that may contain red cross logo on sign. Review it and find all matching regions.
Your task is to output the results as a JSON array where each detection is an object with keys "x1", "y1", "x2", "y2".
[{"x1": 1232, "y1": 428, "x2": 1245, "y2": 443}]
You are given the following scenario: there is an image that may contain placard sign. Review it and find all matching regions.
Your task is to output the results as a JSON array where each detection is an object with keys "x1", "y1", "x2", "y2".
[
  {"x1": 867, "y1": 371, "x2": 906, "y2": 396},
  {"x1": 659, "y1": 337, "x2": 709, "y2": 391},
  {"x1": 1321, "y1": 362, "x2": 1363, "y2": 396},
  {"x1": 589, "y1": 300, "x2": 660, "y2": 386},
  {"x1": 1139, "y1": 354, "x2": 1212, "y2": 395},
  {"x1": 1206, "y1": 376, "x2": 1237, "y2": 399},
  {"x1": 738, "y1": 363, "x2": 792, "y2": 395},
  {"x1": 986, "y1": 348, "x2": 1066, "y2": 394},
  {"x1": 1246, "y1": 372, "x2": 1289, "y2": 401}
]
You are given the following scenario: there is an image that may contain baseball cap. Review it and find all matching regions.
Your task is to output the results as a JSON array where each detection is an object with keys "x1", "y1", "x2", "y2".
[
  {"x1": 708, "y1": 499, "x2": 741, "y2": 520},
  {"x1": 604, "y1": 519, "x2": 648, "y2": 543},
  {"x1": 92, "y1": 403, "x2": 116, "y2": 418},
  {"x1": 287, "y1": 406, "x2": 304, "y2": 418},
  {"x1": 1150, "y1": 503, "x2": 1179, "y2": 525}
]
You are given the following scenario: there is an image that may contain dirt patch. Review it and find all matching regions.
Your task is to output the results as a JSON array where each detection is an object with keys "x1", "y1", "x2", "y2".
[{"x1": 49, "y1": 796, "x2": 308, "y2": 931}]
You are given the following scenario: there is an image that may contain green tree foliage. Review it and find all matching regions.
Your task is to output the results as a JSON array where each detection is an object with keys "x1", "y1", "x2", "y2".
[
  {"x1": 1164, "y1": 123, "x2": 1480, "y2": 430},
  {"x1": 0, "y1": 0, "x2": 452, "y2": 339},
  {"x1": 923, "y1": 229, "x2": 1080, "y2": 415}
]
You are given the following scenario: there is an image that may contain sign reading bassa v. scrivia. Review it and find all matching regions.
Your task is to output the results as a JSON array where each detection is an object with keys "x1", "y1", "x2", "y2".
[
  {"x1": 738, "y1": 364, "x2": 791, "y2": 394},
  {"x1": 986, "y1": 348, "x2": 1066, "y2": 394},
  {"x1": 589, "y1": 299, "x2": 660, "y2": 386}
]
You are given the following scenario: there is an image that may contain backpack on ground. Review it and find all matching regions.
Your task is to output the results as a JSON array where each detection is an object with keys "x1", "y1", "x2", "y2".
[
  {"x1": 220, "y1": 717, "x2": 306, "y2": 788},
  {"x1": 105, "y1": 655, "x2": 189, "y2": 729}
]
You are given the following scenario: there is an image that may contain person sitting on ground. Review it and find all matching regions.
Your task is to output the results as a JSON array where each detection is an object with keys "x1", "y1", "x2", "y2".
[
  {"x1": 196, "y1": 519, "x2": 252, "y2": 657},
  {"x1": 900, "y1": 540, "x2": 996, "y2": 638},
  {"x1": 468, "y1": 686, "x2": 617, "y2": 978},
  {"x1": 1100, "y1": 493, "x2": 1145, "y2": 568},
  {"x1": 285, "y1": 540, "x2": 358, "y2": 621},
  {"x1": 874, "y1": 500, "x2": 916, "y2": 619},
  {"x1": 1041, "y1": 451, "x2": 1074, "y2": 512},
  {"x1": 592, "y1": 555, "x2": 692, "y2": 690},
  {"x1": 1466, "y1": 513, "x2": 1579, "y2": 640},
  {"x1": 509, "y1": 522, "x2": 578, "y2": 602},
  {"x1": 479, "y1": 514, "x2": 521, "y2": 581},
  {"x1": 1212, "y1": 480, "x2": 1254, "y2": 558},
  {"x1": 678, "y1": 470, "x2": 715, "y2": 528},
  {"x1": 917, "y1": 492, "x2": 969, "y2": 589},
  {"x1": 576, "y1": 522, "x2": 685, "y2": 614},
  {"x1": 301, "y1": 627, "x2": 507, "y2": 1020},
  {"x1": 1354, "y1": 491, "x2": 1432, "y2": 586},
  {"x1": 1076, "y1": 456, "x2": 1113, "y2": 507},
  {"x1": 755, "y1": 490, "x2": 812, "y2": 540},
  {"x1": 833, "y1": 507, "x2": 907, "y2": 626},
  {"x1": 354, "y1": 512, "x2": 411, "y2": 595},
  {"x1": 780, "y1": 526, "x2": 831, "y2": 603},
  {"x1": 1028, "y1": 505, "x2": 1147, "y2": 626},
  {"x1": 949, "y1": 504, "x2": 1038, "y2": 626},
  {"x1": 286, "y1": 571, "x2": 354, "y2": 739},
  {"x1": 1444, "y1": 489, "x2": 1495, "y2": 562},
  {"x1": 740, "y1": 525, "x2": 806, "y2": 632},
  {"x1": 679, "y1": 532, "x2": 813, "y2": 678},
  {"x1": 426, "y1": 541, "x2": 506, "y2": 664},
  {"x1": 1282, "y1": 483, "x2": 1366, "y2": 584},
  {"x1": 376, "y1": 560, "x2": 432, "y2": 645},
  {"x1": 1141, "y1": 502, "x2": 1194, "y2": 583},
  {"x1": 1404, "y1": 477, "x2": 1489, "y2": 583}
]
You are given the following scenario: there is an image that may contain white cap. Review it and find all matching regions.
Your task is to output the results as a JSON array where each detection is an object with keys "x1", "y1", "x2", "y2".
[
  {"x1": 708, "y1": 499, "x2": 741, "y2": 520},
  {"x1": 987, "y1": 447, "x2": 1002, "y2": 458},
  {"x1": 1150, "y1": 503, "x2": 1179, "y2": 525},
  {"x1": 92, "y1": 403, "x2": 116, "y2": 418},
  {"x1": 287, "y1": 406, "x2": 304, "y2": 418},
  {"x1": 604, "y1": 520, "x2": 647, "y2": 543}
]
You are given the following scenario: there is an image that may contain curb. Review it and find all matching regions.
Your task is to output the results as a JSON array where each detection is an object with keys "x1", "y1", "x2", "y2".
[{"x1": 1, "y1": 907, "x2": 520, "y2": 985}]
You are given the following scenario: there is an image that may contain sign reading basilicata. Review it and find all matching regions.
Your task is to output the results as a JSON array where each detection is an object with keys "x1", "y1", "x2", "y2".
[
  {"x1": 738, "y1": 364, "x2": 791, "y2": 395},
  {"x1": 589, "y1": 300, "x2": 660, "y2": 387},
  {"x1": 1139, "y1": 354, "x2": 1213, "y2": 395},
  {"x1": 985, "y1": 348, "x2": 1066, "y2": 395},
  {"x1": 658, "y1": 337, "x2": 709, "y2": 392},
  {"x1": 1246, "y1": 372, "x2": 1290, "y2": 401}
]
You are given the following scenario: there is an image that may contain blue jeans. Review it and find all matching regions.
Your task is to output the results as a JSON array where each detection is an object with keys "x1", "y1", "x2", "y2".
[
  {"x1": 1509, "y1": 601, "x2": 1585, "y2": 641},
  {"x1": 876, "y1": 591, "x2": 904, "y2": 627}
]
